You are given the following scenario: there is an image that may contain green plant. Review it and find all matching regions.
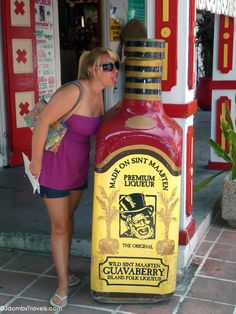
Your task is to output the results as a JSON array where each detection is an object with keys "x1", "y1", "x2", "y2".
[
  {"x1": 194, "y1": 102, "x2": 236, "y2": 192},
  {"x1": 196, "y1": 11, "x2": 214, "y2": 77}
]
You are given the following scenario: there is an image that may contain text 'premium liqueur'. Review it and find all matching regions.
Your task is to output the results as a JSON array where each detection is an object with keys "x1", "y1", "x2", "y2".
[{"x1": 91, "y1": 38, "x2": 183, "y2": 302}]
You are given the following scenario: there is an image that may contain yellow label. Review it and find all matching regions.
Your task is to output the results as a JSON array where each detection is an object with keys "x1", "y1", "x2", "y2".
[
  {"x1": 110, "y1": 18, "x2": 121, "y2": 42},
  {"x1": 91, "y1": 145, "x2": 181, "y2": 295}
]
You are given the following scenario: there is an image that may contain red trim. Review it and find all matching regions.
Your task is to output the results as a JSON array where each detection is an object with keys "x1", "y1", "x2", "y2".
[
  {"x1": 216, "y1": 97, "x2": 231, "y2": 151},
  {"x1": 218, "y1": 16, "x2": 234, "y2": 73},
  {"x1": 155, "y1": 0, "x2": 178, "y2": 91},
  {"x1": 208, "y1": 161, "x2": 231, "y2": 170},
  {"x1": 163, "y1": 99, "x2": 197, "y2": 118},
  {"x1": 186, "y1": 126, "x2": 194, "y2": 216},
  {"x1": 188, "y1": 0, "x2": 196, "y2": 90},
  {"x1": 179, "y1": 219, "x2": 195, "y2": 245},
  {"x1": 1, "y1": 1, "x2": 11, "y2": 150},
  {"x1": 211, "y1": 81, "x2": 236, "y2": 89},
  {"x1": 2, "y1": 0, "x2": 38, "y2": 166}
]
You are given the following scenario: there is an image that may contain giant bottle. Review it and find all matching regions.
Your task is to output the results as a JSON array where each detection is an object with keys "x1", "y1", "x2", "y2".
[{"x1": 91, "y1": 38, "x2": 182, "y2": 302}]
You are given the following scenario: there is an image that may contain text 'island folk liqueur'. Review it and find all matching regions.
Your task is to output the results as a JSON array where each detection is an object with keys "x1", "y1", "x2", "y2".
[{"x1": 91, "y1": 38, "x2": 183, "y2": 303}]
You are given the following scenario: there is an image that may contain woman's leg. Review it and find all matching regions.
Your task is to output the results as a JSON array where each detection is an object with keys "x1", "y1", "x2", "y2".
[
  {"x1": 67, "y1": 190, "x2": 83, "y2": 278},
  {"x1": 44, "y1": 196, "x2": 70, "y2": 298},
  {"x1": 68, "y1": 190, "x2": 83, "y2": 250}
]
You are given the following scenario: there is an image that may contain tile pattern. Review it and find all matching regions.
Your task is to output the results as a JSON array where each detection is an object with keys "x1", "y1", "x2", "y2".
[{"x1": 1, "y1": 216, "x2": 236, "y2": 313}]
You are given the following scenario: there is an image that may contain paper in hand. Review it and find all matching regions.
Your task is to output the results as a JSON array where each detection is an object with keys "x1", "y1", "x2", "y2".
[{"x1": 22, "y1": 153, "x2": 40, "y2": 194}]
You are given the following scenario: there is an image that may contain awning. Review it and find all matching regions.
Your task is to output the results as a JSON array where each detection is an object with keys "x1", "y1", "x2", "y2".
[{"x1": 196, "y1": 0, "x2": 236, "y2": 17}]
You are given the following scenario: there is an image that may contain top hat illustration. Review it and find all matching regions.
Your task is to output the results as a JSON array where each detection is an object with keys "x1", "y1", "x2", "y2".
[{"x1": 119, "y1": 193, "x2": 154, "y2": 220}]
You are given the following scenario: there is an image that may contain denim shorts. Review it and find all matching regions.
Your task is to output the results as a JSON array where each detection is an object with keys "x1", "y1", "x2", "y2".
[{"x1": 40, "y1": 182, "x2": 88, "y2": 198}]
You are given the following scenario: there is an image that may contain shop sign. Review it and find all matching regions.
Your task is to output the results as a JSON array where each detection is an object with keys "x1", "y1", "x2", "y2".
[
  {"x1": 35, "y1": 0, "x2": 57, "y2": 100},
  {"x1": 110, "y1": 18, "x2": 121, "y2": 42}
]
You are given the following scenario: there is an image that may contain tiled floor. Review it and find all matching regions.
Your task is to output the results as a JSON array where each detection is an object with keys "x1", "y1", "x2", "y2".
[{"x1": 0, "y1": 215, "x2": 236, "y2": 314}]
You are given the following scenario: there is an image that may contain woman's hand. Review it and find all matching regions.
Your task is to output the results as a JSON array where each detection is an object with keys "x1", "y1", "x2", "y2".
[{"x1": 29, "y1": 159, "x2": 42, "y2": 179}]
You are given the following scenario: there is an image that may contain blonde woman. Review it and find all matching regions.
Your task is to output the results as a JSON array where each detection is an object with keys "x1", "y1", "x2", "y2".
[{"x1": 29, "y1": 47, "x2": 119, "y2": 309}]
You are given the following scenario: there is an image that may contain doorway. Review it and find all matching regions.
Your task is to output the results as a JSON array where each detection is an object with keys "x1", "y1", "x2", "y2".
[{"x1": 58, "y1": 0, "x2": 100, "y2": 84}]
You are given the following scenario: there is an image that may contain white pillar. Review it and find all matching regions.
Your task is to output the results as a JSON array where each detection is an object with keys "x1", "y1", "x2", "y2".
[{"x1": 155, "y1": 0, "x2": 197, "y2": 252}]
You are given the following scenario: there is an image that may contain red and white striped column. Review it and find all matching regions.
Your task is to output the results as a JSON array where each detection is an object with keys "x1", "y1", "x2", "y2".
[{"x1": 209, "y1": 14, "x2": 236, "y2": 169}]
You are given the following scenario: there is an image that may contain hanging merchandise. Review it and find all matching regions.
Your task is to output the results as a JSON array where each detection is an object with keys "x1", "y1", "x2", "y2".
[{"x1": 110, "y1": 6, "x2": 121, "y2": 42}]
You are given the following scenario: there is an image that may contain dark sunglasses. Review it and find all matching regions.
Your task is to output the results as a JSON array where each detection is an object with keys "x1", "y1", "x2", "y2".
[{"x1": 97, "y1": 61, "x2": 120, "y2": 72}]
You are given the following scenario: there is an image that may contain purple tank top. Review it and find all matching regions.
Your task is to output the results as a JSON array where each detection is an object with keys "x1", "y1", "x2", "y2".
[{"x1": 39, "y1": 114, "x2": 101, "y2": 190}]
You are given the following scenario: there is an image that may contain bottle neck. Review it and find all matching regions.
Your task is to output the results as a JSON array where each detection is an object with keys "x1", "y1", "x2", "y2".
[
  {"x1": 121, "y1": 38, "x2": 165, "y2": 113},
  {"x1": 124, "y1": 57, "x2": 163, "y2": 103},
  {"x1": 121, "y1": 57, "x2": 164, "y2": 114}
]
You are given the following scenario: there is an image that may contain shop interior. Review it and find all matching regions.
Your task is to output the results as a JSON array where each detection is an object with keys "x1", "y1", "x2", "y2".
[{"x1": 58, "y1": 0, "x2": 100, "y2": 84}]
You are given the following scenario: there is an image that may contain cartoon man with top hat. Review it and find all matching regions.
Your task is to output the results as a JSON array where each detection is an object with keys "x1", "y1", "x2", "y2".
[{"x1": 119, "y1": 193, "x2": 155, "y2": 239}]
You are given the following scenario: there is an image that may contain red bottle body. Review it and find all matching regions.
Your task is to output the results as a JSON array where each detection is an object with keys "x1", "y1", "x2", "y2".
[{"x1": 96, "y1": 98, "x2": 182, "y2": 168}]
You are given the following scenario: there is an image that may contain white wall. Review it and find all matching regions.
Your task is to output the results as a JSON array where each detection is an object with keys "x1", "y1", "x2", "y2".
[{"x1": 101, "y1": 0, "x2": 128, "y2": 110}]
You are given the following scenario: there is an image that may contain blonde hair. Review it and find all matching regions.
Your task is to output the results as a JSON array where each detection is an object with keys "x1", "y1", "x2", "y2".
[{"x1": 78, "y1": 47, "x2": 119, "y2": 79}]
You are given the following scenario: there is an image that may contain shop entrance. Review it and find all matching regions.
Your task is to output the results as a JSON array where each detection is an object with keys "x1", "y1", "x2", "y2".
[{"x1": 58, "y1": 0, "x2": 100, "y2": 84}]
